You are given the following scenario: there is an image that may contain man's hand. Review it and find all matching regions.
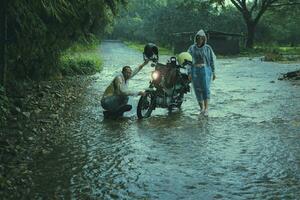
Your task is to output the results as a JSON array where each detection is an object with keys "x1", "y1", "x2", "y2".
[
  {"x1": 188, "y1": 75, "x2": 192, "y2": 81},
  {"x1": 213, "y1": 73, "x2": 216, "y2": 81},
  {"x1": 138, "y1": 91, "x2": 146, "y2": 96},
  {"x1": 139, "y1": 59, "x2": 150, "y2": 70},
  {"x1": 143, "y1": 59, "x2": 150, "y2": 66}
]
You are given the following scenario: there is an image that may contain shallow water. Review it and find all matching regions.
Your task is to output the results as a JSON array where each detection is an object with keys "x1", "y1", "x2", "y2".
[{"x1": 31, "y1": 41, "x2": 300, "y2": 199}]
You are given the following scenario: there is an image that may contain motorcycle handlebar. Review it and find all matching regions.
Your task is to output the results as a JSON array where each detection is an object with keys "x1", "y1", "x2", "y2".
[
  {"x1": 151, "y1": 62, "x2": 166, "y2": 68},
  {"x1": 151, "y1": 62, "x2": 186, "y2": 69}
]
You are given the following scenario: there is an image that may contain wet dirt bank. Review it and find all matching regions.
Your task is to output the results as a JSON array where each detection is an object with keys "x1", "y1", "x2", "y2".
[{"x1": 1, "y1": 76, "x2": 94, "y2": 199}]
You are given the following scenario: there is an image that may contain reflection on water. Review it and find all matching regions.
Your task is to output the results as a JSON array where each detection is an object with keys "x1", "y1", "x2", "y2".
[{"x1": 31, "y1": 42, "x2": 300, "y2": 199}]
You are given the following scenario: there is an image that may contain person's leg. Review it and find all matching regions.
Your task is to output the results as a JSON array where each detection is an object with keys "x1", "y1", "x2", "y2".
[
  {"x1": 101, "y1": 96, "x2": 119, "y2": 118},
  {"x1": 119, "y1": 96, "x2": 129, "y2": 106},
  {"x1": 111, "y1": 96, "x2": 134, "y2": 117},
  {"x1": 202, "y1": 67, "x2": 212, "y2": 116},
  {"x1": 198, "y1": 101, "x2": 204, "y2": 112},
  {"x1": 192, "y1": 67, "x2": 205, "y2": 113},
  {"x1": 114, "y1": 96, "x2": 132, "y2": 116},
  {"x1": 115, "y1": 104, "x2": 132, "y2": 116},
  {"x1": 102, "y1": 96, "x2": 131, "y2": 118},
  {"x1": 204, "y1": 100, "x2": 208, "y2": 110},
  {"x1": 101, "y1": 96, "x2": 121, "y2": 111}
]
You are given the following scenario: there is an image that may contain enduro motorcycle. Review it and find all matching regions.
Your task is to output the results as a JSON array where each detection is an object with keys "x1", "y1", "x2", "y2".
[{"x1": 137, "y1": 56, "x2": 191, "y2": 119}]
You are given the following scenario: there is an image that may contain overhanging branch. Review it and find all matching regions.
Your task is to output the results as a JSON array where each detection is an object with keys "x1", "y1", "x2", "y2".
[{"x1": 230, "y1": 0, "x2": 244, "y2": 12}]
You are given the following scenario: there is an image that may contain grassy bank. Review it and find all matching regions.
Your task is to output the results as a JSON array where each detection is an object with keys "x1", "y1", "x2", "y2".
[
  {"x1": 124, "y1": 41, "x2": 300, "y2": 62},
  {"x1": 240, "y1": 46, "x2": 300, "y2": 56},
  {"x1": 59, "y1": 40, "x2": 103, "y2": 76},
  {"x1": 124, "y1": 41, "x2": 173, "y2": 55},
  {"x1": 238, "y1": 46, "x2": 300, "y2": 62}
]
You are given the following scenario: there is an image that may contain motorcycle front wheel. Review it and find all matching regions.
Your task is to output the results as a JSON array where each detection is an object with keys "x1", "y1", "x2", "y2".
[
  {"x1": 168, "y1": 92, "x2": 184, "y2": 111},
  {"x1": 176, "y1": 93, "x2": 184, "y2": 108},
  {"x1": 137, "y1": 92, "x2": 154, "y2": 119}
]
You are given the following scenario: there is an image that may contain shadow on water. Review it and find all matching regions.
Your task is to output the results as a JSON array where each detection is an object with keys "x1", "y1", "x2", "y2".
[
  {"x1": 136, "y1": 110, "x2": 211, "y2": 130},
  {"x1": 101, "y1": 117, "x2": 133, "y2": 131}
]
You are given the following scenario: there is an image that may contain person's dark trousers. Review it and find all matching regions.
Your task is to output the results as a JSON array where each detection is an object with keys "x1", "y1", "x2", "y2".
[{"x1": 101, "y1": 96, "x2": 132, "y2": 118}]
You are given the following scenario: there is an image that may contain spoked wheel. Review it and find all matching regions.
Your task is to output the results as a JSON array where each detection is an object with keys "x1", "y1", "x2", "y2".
[
  {"x1": 137, "y1": 92, "x2": 154, "y2": 119},
  {"x1": 176, "y1": 93, "x2": 184, "y2": 109},
  {"x1": 168, "y1": 92, "x2": 184, "y2": 112}
]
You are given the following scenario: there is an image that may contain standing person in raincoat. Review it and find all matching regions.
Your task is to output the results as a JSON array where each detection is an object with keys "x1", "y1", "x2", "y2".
[{"x1": 188, "y1": 29, "x2": 216, "y2": 116}]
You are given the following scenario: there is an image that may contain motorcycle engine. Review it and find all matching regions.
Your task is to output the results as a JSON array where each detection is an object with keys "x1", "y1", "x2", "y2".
[{"x1": 156, "y1": 96, "x2": 172, "y2": 107}]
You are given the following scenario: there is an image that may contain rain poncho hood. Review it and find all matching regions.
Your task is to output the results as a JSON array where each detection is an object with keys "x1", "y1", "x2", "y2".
[
  {"x1": 194, "y1": 29, "x2": 207, "y2": 44},
  {"x1": 188, "y1": 29, "x2": 217, "y2": 73}
]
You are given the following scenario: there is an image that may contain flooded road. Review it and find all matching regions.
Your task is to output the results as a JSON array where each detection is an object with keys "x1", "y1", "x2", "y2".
[{"x1": 32, "y1": 41, "x2": 300, "y2": 199}]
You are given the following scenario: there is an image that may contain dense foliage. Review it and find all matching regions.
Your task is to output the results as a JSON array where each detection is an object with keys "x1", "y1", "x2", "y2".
[
  {"x1": 1, "y1": 0, "x2": 126, "y2": 122},
  {"x1": 3, "y1": 0, "x2": 126, "y2": 81},
  {"x1": 257, "y1": 5, "x2": 300, "y2": 46},
  {"x1": 60, "y1": 41, "x2": 103, "y2": 76},
  {"x1": 110, "y1": 0, "x2": 300, "y2": 49}
]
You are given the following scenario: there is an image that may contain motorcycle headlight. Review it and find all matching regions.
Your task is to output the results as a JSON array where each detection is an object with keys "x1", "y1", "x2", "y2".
[{"x1": 151, "y1": 70, "x2": 160, "y2": 80}]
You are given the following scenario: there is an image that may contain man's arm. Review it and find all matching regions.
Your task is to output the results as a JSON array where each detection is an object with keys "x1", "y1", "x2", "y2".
[
  {"x1": 130, "y1": 60, "x2": 150, "y2": 79},
  {"x1": 208, "y1": 45, "x2": 217, "y2": 81},
  {"x1": 115, "y1": 75, "x2": 142, "y2": 96}
]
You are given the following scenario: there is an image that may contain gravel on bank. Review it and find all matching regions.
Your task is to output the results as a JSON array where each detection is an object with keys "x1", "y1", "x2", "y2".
[{"x1": 0, "y1": 75, "x2": 95, "y2": 199}]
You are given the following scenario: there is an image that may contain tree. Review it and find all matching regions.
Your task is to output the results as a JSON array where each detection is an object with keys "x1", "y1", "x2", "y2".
[
  {"x1": 0, "y1": 0, "x2": 7, "y2": 89},
  {"x1": 4, "y1": 0, "x2": 127, "y2": 81},
  {"x1": 263, "y1": 3, "x2": 300, "y2": 45},
  {"x1": 215, "y1": 0, "x2": 300, "y2": 48},
  {"x1": 111, "y1": 0, "x2": 300, "y2": 49},
  {"x1": 111, "y1": 0, "x2": 217, "y2": 46}
]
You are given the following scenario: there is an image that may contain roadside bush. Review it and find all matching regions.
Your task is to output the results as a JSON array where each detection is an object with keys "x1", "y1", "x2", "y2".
[
  {"x1": 60, "y1": 52, "x2": 102, "y2": 76},
  {"x1": 264, "y1": 49, "x2": 284, "y2": 61},
  {"x1": 6, "y1": 0, "x2": 126, "y2": 81}
]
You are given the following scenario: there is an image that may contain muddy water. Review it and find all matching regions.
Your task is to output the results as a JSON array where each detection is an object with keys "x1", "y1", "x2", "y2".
[{"x1": 31, "y1": 41, "x2": 300, "y2": 199}]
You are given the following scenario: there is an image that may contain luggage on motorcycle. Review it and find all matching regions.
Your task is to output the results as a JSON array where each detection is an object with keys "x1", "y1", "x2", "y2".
[
  {"x1": 164, "y1": 57, "x2": 178, "y2": 88},
  {"x1": 164, "y1": 67, "x2": 178, "y2": 88}
]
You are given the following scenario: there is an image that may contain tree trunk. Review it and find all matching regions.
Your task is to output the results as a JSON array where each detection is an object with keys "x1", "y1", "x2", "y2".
[
  {"x1": 246, "y1": 21, "x2": 256, "y2": 49},
  {"x1": 279, "y1": 70, "x2": 300, "y2": 80}
]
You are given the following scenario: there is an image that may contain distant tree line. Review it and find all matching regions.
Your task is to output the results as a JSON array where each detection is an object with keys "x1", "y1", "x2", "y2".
[
  {"x1": 0, "y1": 0, "x2": 127, "y2": 87},
  {"x1": 110, "y1": 0, "x2": 300, "y2": 49}
]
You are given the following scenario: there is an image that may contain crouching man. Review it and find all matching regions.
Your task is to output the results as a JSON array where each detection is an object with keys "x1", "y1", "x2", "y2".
[{"x1": 101, "y1": 60, "x2": 149, "y2": 118}]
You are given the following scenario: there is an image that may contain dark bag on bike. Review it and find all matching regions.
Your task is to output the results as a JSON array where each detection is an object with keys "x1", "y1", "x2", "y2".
[{"x1": 164, "y1": 67, "x2": 178, "y2": 88}]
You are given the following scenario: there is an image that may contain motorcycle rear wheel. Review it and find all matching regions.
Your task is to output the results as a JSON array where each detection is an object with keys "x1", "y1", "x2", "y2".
[{"x1": 137, "y1": 93, "x2": 154, "y2": 119}]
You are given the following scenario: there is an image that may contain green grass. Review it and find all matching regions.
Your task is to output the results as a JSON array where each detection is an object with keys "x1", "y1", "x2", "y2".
[
  {"x1": 124, "y1": 41, "x2": 173, "y2": 55},
  {"x1": 237, "y1": 45, "x2": 300, "y2": 62},
  {"x1": 240, "y1": 46, "x2": 300, "y2": 56},
  {"x1": 60, "y1": 41, "x2": 103, "y2": 76},
  {"x1": 276, "y1": 47, "x2": 300, "y2": 55}
]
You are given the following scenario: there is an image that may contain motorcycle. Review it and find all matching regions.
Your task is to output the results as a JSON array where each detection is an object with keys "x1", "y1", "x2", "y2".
[{"x1": 137, "y1": 56, "x2": 191, "y2": 119}]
